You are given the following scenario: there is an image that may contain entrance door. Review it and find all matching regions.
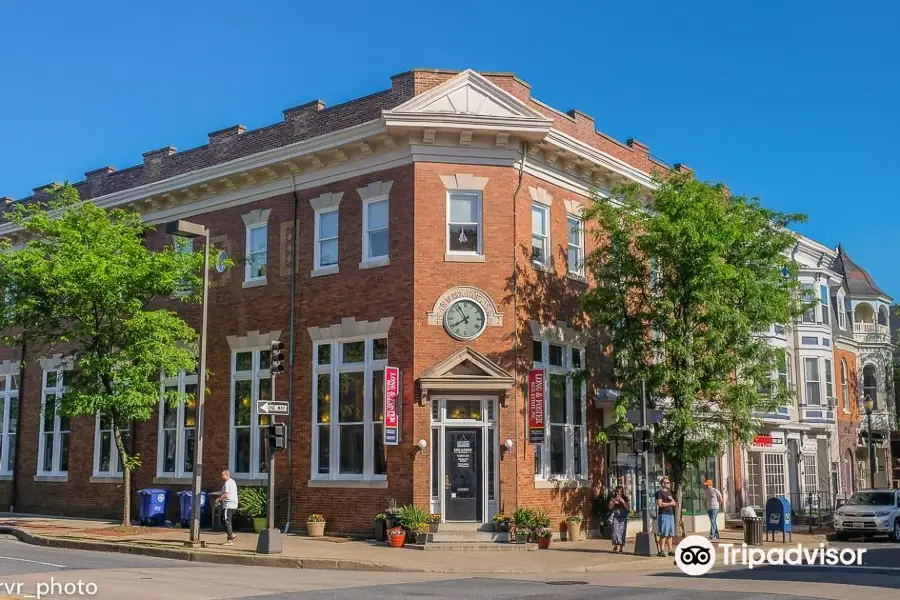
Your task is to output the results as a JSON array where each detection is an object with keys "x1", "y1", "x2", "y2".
[{"x1": 445, "y1": 429, "x2": 482, "y2": 521}]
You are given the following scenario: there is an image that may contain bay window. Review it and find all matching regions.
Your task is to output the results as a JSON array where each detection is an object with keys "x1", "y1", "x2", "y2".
[
  {"x1": 801, "y1": 284, "x2": 815, "y2": 323},
  {"x1": 820, "y1": 285, "x2": 830, "y2": 325},
  {"x1": 313, "y1": 336, "x2": 387, "y2": 480},
  {"x1": 0, "y1": 371, "x2": 18, "y2": 476},
  {"x1": 158, "y1": 370, "x2": 198, "y2": 478},
  {"x1": 38, "y1": 369, "x2": 69, "y2": 477},
  {"x1": 804, "y1": 357, "x2": 821, "y2": 406},
  {"x1": 230, "y1": 349, "x2": 274, "y2": 479}
]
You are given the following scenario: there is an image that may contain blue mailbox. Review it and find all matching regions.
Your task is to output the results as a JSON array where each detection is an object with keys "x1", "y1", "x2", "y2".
[{"x1": 765, "y1": 496, "x2": 792, "y2": 542}]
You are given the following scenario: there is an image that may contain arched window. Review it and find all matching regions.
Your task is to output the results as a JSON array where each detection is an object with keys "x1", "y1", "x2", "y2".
[
  {"x1": 862, "y1": 364, "x2": 877, "y2": 409},
  {"x1": 841, "y1": 359, "x2": 850, "y2": 413},
  {"x1": 878, "y1": 305, "x2": 889, "y2": 326}
]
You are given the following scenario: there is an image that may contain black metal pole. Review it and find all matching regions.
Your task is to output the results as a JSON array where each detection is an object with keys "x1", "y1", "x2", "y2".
[{"x1": 867, "y1": 410, "x2": 876, "y2": 489}]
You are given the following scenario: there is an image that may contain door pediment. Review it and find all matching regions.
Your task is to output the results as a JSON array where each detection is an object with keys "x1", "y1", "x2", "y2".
[{"x1": 419, "y1": 347, "x2": 514, "y2": 403}]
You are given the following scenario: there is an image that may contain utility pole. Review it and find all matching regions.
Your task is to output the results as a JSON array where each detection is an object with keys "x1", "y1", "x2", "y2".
[
  {"x1": 257, "y1": 340, "x2": 286, "y2": 554},
  {"x1": 634, "y1": 380, "x2": 653, "y2": 556}
]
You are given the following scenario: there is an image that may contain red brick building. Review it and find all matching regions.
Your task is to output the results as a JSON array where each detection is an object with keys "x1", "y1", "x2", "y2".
[{"x1": 0, "y1": 69, "x2": 679, "y2": 536}]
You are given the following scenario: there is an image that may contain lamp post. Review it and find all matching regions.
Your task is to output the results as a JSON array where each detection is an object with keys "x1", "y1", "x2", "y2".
[
  {"x1": 166, "y1": 219, "x2": 210, "y2": 546},
  {"x1": 863, "y1": 394, "x2": 876, "y2": 489}
]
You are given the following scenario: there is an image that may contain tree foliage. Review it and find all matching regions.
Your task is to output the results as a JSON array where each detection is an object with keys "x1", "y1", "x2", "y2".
[
  {"x1": 582, "y1": 171, "x2": 805, "y2": 530},
  {"x1": 0, "y1": 184, "x2": 206, "y2": 524}
]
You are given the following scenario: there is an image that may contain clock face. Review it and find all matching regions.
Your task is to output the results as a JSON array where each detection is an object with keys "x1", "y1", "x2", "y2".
[{"x1": 443, "y1": 299, "x2": 487, "y2": 340}]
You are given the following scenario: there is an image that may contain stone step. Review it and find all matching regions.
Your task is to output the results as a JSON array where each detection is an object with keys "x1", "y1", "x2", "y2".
[
  {"x1": 418, "y1": 541, "x2": 537, "y2": 552},
  {"x1": 428, "y1": 530, "x2": 508, "y2": 543}
]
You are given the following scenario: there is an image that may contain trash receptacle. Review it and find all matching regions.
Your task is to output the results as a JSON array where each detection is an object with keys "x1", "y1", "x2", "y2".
[
  {"x1": 138, "y1": 489, "x2": 169, "y2": 526},
  {"x1": 743, "y1": 516, "x2": 763, "y2": 546},
  {"x1": 209, "y1": 492, "x2": 224, "y2": 532},
  {"x1": 177, "y1": 491, "x2": 208, "y2": 528}
]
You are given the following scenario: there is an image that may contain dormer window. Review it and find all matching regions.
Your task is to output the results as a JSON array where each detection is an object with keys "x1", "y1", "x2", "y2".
[{"x1": 837, "y1": 291, "x2": 846, "y2": 329}]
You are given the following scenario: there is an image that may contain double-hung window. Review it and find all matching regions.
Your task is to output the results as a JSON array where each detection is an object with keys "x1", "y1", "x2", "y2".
[
  {"x1": 837, "y1": 293, "x2": 846, "y2": 329},
  {"x1": 315, "y1": 208, "x2": 339, "y2": 269},
  {"x1": 231, "y1": 349, "x2": 274, "y2": 479},
  {"x1": 447, "y1": 191, "x2": 482, "y2": 255},
  {"x1": 820, "y1": 285, "x2": 830, "y2": 325},
  {"x1": 804, "y1": 358, "x2": 821, "y2": 406},
  {"x1": 824, "y1": 358, "x2": 833, "y2": 405},
  {"x1": 158, "y1": 370, "x2": 198, "y2": 478},
  {"x1": 0, "y1": 371, "x2": 18, "y2": 476},
  {"x1": 38, "y1": 369, "x2": 69, "y2": 477},
  {"x1": 173, "y1": 235, "x2": 194, "y2": 293},
  {"x1": 533, "y1": 340, "x2": 586, "y2": 480},
  {"x1": 841, "y1": 360, "x2": 850, "y2": 413},
  {"x1": 313, "y1": 336, "x2": 388, "y2": 480},
  {"x1": 93, "y1": 414, "x2": 128, "y2": 477},
  {"x1": 567, "y1": 216, "x2": 584, "y2": 276},
  {"x1": 245, "y1": 223, "x2": 268, "y2": 282},
  {"x1": 801, "y1": 284, "x2": 815, "y2": 323},
  {"x1": 531, "y1": 203, "x2": 550, "y2": 266},
  {"x1": 362, "y1": 197, "x2": 389, "y2": 263}
]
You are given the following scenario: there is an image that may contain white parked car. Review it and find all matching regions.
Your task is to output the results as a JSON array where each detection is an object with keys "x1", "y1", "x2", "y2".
[{"x1": 833, "y1": 489, "x2": 900, "y2": 541}]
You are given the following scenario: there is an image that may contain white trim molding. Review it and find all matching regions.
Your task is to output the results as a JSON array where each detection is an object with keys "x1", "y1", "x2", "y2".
[
  {"x1": 241, "y1": 208, "x2": 271, "y2": 227},
  {"x1": 564, "y1": 198, "x2": 584, "y2": 216},
  {"x1": 427, "y1": 286, "x2": 503, "y2": 327},
  {"x1": 309, "y1": 191, "x2": 344, "y2": 211},
  {"x1": 529, "y1": 186, "x2": 553, "y2": 207},
  {"x1": 307, "y1": 316, "x2": 394, "y2": 342},
  {"x1": 226, "y1": 330, "x2": 283, "y2": 351},
  {"x1": 440, "y1": 174, "x2": 489, "y2": 191},
  {"x1": 529, "y1": 320, "x2": 586, "y2": 348},
  {"x1": 0, "y1": 360, "x2": 20, "y2": 376},
  {"x1": 357, "y1": 180, "x2": 393, "y2": 201},
  {"x1": 38, "y1": 355, "x2": 74, "y2": 372}
]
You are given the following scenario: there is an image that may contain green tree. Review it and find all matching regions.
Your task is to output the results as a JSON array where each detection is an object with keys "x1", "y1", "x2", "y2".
[
  {"x1": 0, "y1": 184, "x2": 206, "y2": 525},
  {"x1": 582, "y1": 171, "x2": 804, "y2": 533}
]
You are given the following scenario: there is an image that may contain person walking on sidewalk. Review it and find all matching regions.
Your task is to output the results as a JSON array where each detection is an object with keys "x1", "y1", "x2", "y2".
[
  {"x1": 655, "y1": 476, "x2": 677, "y2": 557},
  {"x1": 703, "y1": 479, "x2": 723, "y2": 540},
  {"x1": 608, "y1": 485, "x2": 630, "y2": 554},
  {"x1": 214, "y1": 469, "x2": 239, "y2": 546}
]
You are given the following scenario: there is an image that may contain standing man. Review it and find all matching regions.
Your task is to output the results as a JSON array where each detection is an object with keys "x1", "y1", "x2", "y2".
[
  {"x1": 214, "y1": 469, "x2": 239, "y2": 546},
  {"x1": 655, "y1": 476, "x2": 677, "y2": 557},
  {"x1": 704, "y1": 479, "x2": 723, "y2": 539}
]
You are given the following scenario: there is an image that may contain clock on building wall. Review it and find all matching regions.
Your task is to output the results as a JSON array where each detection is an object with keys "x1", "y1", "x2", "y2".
[{"x1": 443, "y1": 298, "x2": 487, "y2": 341}]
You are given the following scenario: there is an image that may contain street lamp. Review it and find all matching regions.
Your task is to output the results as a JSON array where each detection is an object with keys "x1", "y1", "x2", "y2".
[
  {"x1": 166, "y1": 219, "x2": 210, "y2": 547},
  {"x1": 863, "y1": 394, "x2": 876, "y2": 489}
]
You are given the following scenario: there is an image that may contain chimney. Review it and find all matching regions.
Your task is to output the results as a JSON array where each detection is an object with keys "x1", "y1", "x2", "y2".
[
  {"x1": 1, "y1": 196, "x2": 14, "y2": 206},
  {"x1": 85, "y1": 165, "x2": 116, "y2": 197},
  {"x1": 626, "y1": 138, "x2": 650, "y2": 156},
  {"x1": 32, "y1": 183, "x2": 58, "y2": 201},
  {"x1": 283, "y1": 101, "x2": 325, "y2": 136},
  {"x1": 208, "y1": 124, "x2": 246, "y2": 147},
  {"x1": 674, "y1": 163, "x2": 694, "y2": 175},
  {"x1": 142, "y1": 146, "x2": 176, "y2": 180}
]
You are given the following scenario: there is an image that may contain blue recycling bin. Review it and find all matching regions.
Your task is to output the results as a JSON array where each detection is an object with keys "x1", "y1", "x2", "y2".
[
  {"x1": 138, "y1": 489, "x2": 169, "y2": 526},
  {"x1": 765, "y1": 496, "x2": 792, "y2": 542},
  {"x1": 177, "y1": 491, "x2": 209, "y2": 528}
]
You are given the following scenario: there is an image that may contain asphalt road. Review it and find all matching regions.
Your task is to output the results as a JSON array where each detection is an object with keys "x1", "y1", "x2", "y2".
[{"x1": 0, "y1": 535, "x2": 898, "y2": 600}]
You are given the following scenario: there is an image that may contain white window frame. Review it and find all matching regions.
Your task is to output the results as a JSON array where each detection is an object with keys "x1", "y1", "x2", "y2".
[
  {"x1": 824, "y1": 358, "x2": 833, "y2": 406},
  {"x1": 446, "y1": 191, "x2": 483, "y2": 256},
  {"x1": 314, "y1": 207, "x2": 340, "y2": 270},
  {"x1": 820, "y1": 285, "x2": 830, "y2": 325},
  {"x1": 567, "y1": 215, "x2": 584, "y2": 276},
  {"x1": 157, "y1": 370, "x2": 199, "y2": 479},
  {"x1": 0, "y1": 372, "x2": 18, "y2": 476},
  {"x1": 803, "y1": 454, "x2": 818, "y2": 494},
  {"x1": 229, "y1": 349, "x2": 274, "y2": 480},
  {"x1": 801, "y1": 284, "x2": 815, "y2": 323},
  {"x1": 531, "y1": 202, "x2": 550, "y2": 267},
  {"x1": 38, "y1": 369, "x2": 69, "y2": 477},
  {"x1": 533, "y1": 339, "x2": 587, "y2": 481},
  {"x1": 244, "y1": 222, "x2": 268, "y2": 283},
  {"x1": 837, "y1": 291, "x2": 846, "y2": 329},
  {"x1": 312, "y1": 336, "x2": 388, "y2": 481},
  {"x1": 93, "y1": 413, "x2": 123, "y2": 478},
  {"x1": 361, "y1": 195, "x2": 389, "y2": 264},
  {"x1": 803, "y1": 357, "x2": 821, "y2": 406},
  {"x1": 841, "y1": 359, "x2": 850, "y2": 414}
]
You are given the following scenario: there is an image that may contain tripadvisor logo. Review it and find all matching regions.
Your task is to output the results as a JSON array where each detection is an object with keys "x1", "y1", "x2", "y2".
[{"x1": 675, "y1": 536, "x2": 716, "y2": 576}]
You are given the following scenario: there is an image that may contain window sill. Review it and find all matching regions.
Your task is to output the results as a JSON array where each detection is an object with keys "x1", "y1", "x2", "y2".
[
  {"x1": 0, "y1": 474, "x2": 11, "y2": 481},
  {"x1": 233, "y1": 477, "x2": 268, "y2": 487},
  {"x1": 307, "y1": 479, "x2": 388, "y2": 489},
  {"x1": 311, "y1": 265, "x2": 339, "y2": 278},
  {"x1": 445, "y1": 253, "x2": 485, "y2": 263},
  {"x1": 34, "y1": 475, "x2": 68, "y2": 483},
  {"x1": 153, "y1": 476, "x2": 193, "y2": 485},
  {"x1": 532, "y1": 261, "x2": 553, "y2": 274},
  {"x1": 567, "y1": 272, "x2": 587, "y2": 284},
  {"x1": 90, "y1": 475, "x2": 124, "y2": 484},
  {"x1": 359, "y1": 257, "x2": 390, "y2": 270},
  {"x1": 534, "y1": 478, "x2": 588, "y2": 490},
  {"x1": 242, "y1": 277, "x2": 267, "y2": 289}
]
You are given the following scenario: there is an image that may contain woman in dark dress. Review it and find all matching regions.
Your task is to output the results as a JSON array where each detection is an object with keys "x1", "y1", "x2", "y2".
[{"x1": 608, "y1": 485, "x2": 630, "y2": 553}]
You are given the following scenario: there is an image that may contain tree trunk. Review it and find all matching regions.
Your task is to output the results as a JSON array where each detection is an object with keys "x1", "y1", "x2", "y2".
[
  {"x1": 113, "y1": 424, "x2": 131, "y2": 527},
  {"x1": 671, "y1": 457, "x2": 686, "y2": 539}
]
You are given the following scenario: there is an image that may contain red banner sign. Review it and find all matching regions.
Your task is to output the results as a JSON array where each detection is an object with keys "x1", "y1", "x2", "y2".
[
  {"x1": 528, "y1": 369, "x2": 546, "y2": 444},
  {"x1": 384, "y1": 367, "x2": 400, "y2": 445},
  {"x1": 752, "y1": 434, "x2": 773, "y2": 447}
]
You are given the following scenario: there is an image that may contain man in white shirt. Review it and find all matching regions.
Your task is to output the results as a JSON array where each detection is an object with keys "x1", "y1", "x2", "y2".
[
  {"x1": 215, "y1": 469, "x2": 239, "y2": 545},
  {"x1": 703, "y1": 479, "x2": 724, "y2": 539}
]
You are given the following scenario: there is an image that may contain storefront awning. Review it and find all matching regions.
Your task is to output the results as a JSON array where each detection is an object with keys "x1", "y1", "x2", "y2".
[{"x1": 418, "y1": 346, "x2": 514, "y2": 404}]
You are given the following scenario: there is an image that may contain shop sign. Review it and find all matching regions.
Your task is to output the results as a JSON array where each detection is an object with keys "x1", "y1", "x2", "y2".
[
  {"x1": 384, "y1": 366, "x2": 400, "y2": 445},
  {"x1": 528, "y1": 369, "x2": 545, "y2": 444},
  {"x1": 752, "y1": 432, "x2": 784, "y2": 448}
]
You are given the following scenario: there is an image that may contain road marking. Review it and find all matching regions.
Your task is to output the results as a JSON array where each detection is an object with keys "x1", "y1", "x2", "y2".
[{"x1": 0, "y1": 555, "x2": 66, "y2": 568}]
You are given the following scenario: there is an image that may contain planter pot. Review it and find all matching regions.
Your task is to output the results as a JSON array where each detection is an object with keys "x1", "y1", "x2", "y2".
[
  {"x1": 495, "y1": 522, "x2": 510, "y2": 533},
  {"x1": 537, "y1": 537, "x2": 551, "y2": 549},
  {"x1": 307, "y1": 521, "x2": 326, "y2": 537},
  {"x1": 387, "y1": 533, "x2": 406, "y2": 548},
  {"x1": 566, "y1": 520, "x2": 582, "y2": 541},
  {"x1": 429, "y1": 523, "x2": 440, "y2": 534},
  {"x1": 373, "y1": 519, "x2": 387, "y2": 542},
  {"x1": 415, "y1": 532, "x2": 427, "y2": 544},
  {"x1": 252, "y1": 517, "x2": 267, "y2": 533}
]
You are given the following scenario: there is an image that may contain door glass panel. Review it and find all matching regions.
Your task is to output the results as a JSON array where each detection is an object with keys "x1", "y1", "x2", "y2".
[
  {"x1": 445, "y1": 430, "x2": 481, "y2": 521},
  {"x1": 431, "y1": 427, "x2": 440, "y2": 501},
  {"x1": 488, "y1": 428, "x2": 495, "y2": 501},
  {"x1": 549, "y1": 375, "x2": 567, "y2": 422},
  {"x1": 446, "y1": 399, "x2": 482, "y2": 420}
]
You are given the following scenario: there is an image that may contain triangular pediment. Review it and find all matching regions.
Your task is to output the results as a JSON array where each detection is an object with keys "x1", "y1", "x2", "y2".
[
  {"x1": 383, "y1": 70, "x2": 552, "y2": 139},
  {"x1": 419, "y1": 347, "x2": 514, "y2": 396}
]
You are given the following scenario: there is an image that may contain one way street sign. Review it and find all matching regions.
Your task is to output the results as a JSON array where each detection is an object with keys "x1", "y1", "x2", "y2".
[{"x1": 257, "y1": 401, "x2": 290, "y2": 415}]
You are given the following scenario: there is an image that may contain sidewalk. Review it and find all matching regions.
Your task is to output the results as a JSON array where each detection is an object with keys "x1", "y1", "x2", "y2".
[{"x1": 0, "y1": 514, "x2": 829, "y2": 574}]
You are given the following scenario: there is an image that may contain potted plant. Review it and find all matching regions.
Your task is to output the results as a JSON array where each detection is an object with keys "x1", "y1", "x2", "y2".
[
  {"x1": 373, "y1": 513, "x2": 388, "y2": 541},
  {"x1": 307, "y1": 513, "x2": 326, "y2": 537},
  {"x1": 237, "y1": 487, "x2": 268, "y2": 533},
  {"x1": 428, "y1": 513, "x2": 441, "y2": 534},
  {"x1": 387, "y1": 526, "x2": 406, "y2": 548},
  {"x1": 512, "y1": 507, "x2": 535, "y2": 544},
  {"x1": 385, "y1": 497, "x2": 401, "y2": 528},
  {"x1": 397, "y1": 504, "x2": 429, "y2": 544},
  {"x1": 565, "y1": 515, "x2": 583, "y2": 541},
  {"x1": 592, "y1": 493, "x2": 613, "y2": 539},
  {"x1": 492, "y1": 513, "x2": 511, "y2": 533},
  {"x1": 534, "y1": 526, "x2": 552, "y2": 549}
]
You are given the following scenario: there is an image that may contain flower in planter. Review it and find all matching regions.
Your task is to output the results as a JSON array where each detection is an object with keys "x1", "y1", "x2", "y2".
[
  {"x1": 532, "y1": 526, "x2": 552, "y2": 540},
  {"x1": 428, "y1": 514, "x2": 441, "y2": 524},
  {"x1": 308, "y1": 513, "x2": 326, "y2": 523},
  {"x1": 492, "y1": 513, "x2": 511, "y2": 524},
  {"x1": 566, "y1": 515, "x2": 583, "y2": 523},
  {"x1": 387, "y1": 526, "x2": 405, "y2": 537}
]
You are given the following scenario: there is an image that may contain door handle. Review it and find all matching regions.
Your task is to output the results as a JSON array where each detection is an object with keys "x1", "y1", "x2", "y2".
[{"x1": 445, "y1": 475, "x2": 450, "y2": 489}]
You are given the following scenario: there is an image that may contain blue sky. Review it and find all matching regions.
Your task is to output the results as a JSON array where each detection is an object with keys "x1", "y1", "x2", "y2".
[{"x1": 1, "y1": 1, "x2": 897, "y2": 295}]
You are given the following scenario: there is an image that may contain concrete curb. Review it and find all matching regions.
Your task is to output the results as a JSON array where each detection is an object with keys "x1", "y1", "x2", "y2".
[{"x1": 0, "y1": 527, "x2": 422, "y2": 572}]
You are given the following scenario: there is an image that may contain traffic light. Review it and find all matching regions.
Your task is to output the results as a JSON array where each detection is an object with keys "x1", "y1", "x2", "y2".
[
  {"x1": 270, "y1": 340, "x2": 286, "y2": 376},
  {"x1": 633, "y1": 427, "x2": 653, "y2": 453},
  {"x1": 268, "y1": 423, "x2": 286, "y2": 451}
]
